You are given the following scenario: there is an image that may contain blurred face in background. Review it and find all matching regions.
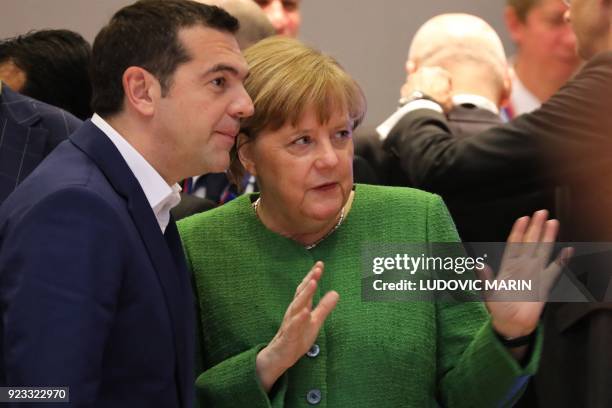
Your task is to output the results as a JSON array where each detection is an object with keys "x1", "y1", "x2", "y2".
[
  {"x1": 506, "y1": 0, "x2": 580, "y2": 72},
  {"x1": 566, "y1": 0, "x2": 610, "y2": 59},
  {"x1": 0, "y1": 60, "x2": 26, "y2": 92},
  {"x1": 253, "y1": 0, "x2": 301, "y2": 37}
]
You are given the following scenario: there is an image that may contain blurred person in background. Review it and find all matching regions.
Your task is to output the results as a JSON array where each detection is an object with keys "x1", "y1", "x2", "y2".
[
  {"x1": 375, "y1": 13, "x2": 558, "y2": 243},
  {"x1": 503, "y1": 0, "x2": 581, "y2": 117},
  {"x1": 0, "y1": 29, "x2": 93, "y2": 120},
  {"x1": 253, "y1": 0, "x2": 301, "y2": 37},
  {"x1": 0, "y1": 81, "x2": 81, "y2": 205},
  {"x1": 203, "y1": 0, "x2": 276, "y2": 48}
]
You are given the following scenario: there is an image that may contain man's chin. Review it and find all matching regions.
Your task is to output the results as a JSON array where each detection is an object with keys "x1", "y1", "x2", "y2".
[{"x1": 201, "y1": 158, "x2": 230, "y2": 175}]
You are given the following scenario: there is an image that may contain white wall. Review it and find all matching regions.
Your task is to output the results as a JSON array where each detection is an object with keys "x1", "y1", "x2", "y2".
[{"x1": 1, "y1": 0, "x2": 512, "y2": 128}]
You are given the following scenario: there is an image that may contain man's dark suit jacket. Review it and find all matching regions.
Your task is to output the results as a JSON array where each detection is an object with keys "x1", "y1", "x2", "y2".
[
  {"x1": 356, "y1": 106, "x2": 557, "y2": 242},
  {"x1": 435, "y1": 104, "x2": 556, "y2": 242},
  {"x1": 382, "y1": 52, "x2": 612, "y2": 407},
  {"x1": 0, "y1": 85, "x2": 82, "y2": 204},
  {"x1": 0, "y1": 121, "x2": 195, "y2": 407}
]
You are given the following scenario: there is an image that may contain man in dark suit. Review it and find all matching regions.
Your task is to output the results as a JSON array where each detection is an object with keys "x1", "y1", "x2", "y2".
[
  {"x1": 380, "y1": 2, "x2": 612, "y2": 406},
  {"x1": 436, "y1": 104, "x2": 557, "y2": 243},
  {"x1": 0, "y1": 84, "x2": 81, "y2": 205},
  {"x1": 371, "y1": 13, "x2": 557, "y2": 242},
  {"x1": 0, "y1": 1, "x2": 253, "y2": 406}
]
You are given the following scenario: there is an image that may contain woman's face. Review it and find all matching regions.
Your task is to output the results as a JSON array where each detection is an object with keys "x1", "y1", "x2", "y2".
[{"x1": 242, "y1": 106, "x2": 354, "y2": 228}]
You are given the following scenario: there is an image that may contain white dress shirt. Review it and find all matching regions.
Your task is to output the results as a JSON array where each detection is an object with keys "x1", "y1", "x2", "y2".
[
  {"x1": 91, "y1": 114, "x2": 181, "y2": 233},
  {"x1": 376, "y1": 94, "x2": 500, "y2": 141},
  {"x1": 509, "y1": 74, "x2": 541, "y2": 117}
]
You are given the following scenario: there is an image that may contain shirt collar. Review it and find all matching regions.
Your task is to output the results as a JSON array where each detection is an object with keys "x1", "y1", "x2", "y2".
[
  {"x1": 376, "y1": 93, "x2": 500, "y2": 141},
  {"x1": 509, "y1": 75, "x2": 541, "y2": 116},
  {"x1": 452, "y1": 94, "x2": 499, "y2": 115},
  {"x1": 91, "y1": 113, "x2": 181, "y2": 233}
]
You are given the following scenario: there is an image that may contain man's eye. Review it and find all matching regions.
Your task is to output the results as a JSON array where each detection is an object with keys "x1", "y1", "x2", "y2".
[
  {"x1": 283, "y1": 1, "x2": 299, "y2": 11},
  {"x1": 211, "y1": 77, "x2": 226, "y2": 87}
]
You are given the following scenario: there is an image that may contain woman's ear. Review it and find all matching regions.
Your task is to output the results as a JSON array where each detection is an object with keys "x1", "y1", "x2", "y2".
[{"x1": 237, "y1": 133, "x2": 257, "y2": 176}]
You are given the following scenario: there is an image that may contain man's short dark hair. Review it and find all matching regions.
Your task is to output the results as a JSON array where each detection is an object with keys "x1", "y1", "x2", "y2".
[
  {"x1": 91, "y1": 0, "x2": 239, "y2": 117},
  {"x1": 0, "y1": 29, "x2": 92, "y2": 120}
]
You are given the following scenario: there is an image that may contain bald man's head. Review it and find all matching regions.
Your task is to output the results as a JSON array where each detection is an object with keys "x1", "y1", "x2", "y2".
[
  {"x1": 199, "y1": 0, "x2": 275, "y2": 49},
  {"x1": 408, "y1": 13, "x2": 511, "y2": 107}
]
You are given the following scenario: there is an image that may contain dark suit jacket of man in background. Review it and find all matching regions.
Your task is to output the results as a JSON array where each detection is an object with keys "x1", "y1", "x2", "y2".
[
  {"x1": 172, "y1": 192, "x2": 216, "y2": 220},
  {"x1": 429, "y1": 104, "x2": 557, "y2": 243},
  {"x1": 0, "y1": 84, "x2": 81, "y2": 205},
  {"x1": 357, "y1": 104, "x2": 557, "y2": 242},
  {"x1": 382, "y1": 51, "x2": 612, "y2": 407},
  {"x1": 0, "y1": 121, "x2": 195, "y2": 407}
]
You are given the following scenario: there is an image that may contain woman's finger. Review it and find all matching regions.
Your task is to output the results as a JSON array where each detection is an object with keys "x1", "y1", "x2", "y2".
[
  {"x1": 311, "y1": 291, "x2": 339, "y2": 328},
  {"x1": 541, "y1": 219, "x2": 559, "y2": 243},
  {"x1": 503, "y1": 216, "x2": 530, "y2": 261},
  {"x1": 507, "y1": 216, "x2": 530, "y2": 243},
  {"x1": 288, "y1": 279, "x2": 317, "y2": 318},
  {"x1": 294, "y1": 262, "x2": 324, "y2": 298},
  {"x1": 524, "y1": 210, "x2": 548, "y2": 243},
  {"x1": 532, "y1": 219, "x2": 559, "y2": 264}
]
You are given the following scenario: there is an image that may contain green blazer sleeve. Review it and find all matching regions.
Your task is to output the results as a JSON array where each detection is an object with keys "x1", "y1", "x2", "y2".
[
  {"x1": 195, "y1": 344, "x2": 288, "y2": 407},
  {"x1": 425, "y1": 194, "x2": 542, "y2": 407}
]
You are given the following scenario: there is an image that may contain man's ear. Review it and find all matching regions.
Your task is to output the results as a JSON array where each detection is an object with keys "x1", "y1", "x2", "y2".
[
  {"x1": 504, "y1": 6, "x2": 524, "y2": 44},
  {"x1": 499, "y1": 67, "x2": 513, "y2": 108},
  {"x1": 122, "y1": 66, "x2": 159, "y2": 117},
  {"x1": 405, "y1": 59, "x2": 418, "y2": 75},
  {"x1": 237, "y1": 133, "x2": 257, "y2": 176}
]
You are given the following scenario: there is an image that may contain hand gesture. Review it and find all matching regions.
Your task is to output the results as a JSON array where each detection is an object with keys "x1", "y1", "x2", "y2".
[
  {"x1": 401, "y1": 65, "x2": 454, "y2": 112},
  {"x1": 256, "y1": 261, "x2": 339, "y2": 392},
  {"x1": 481, "y1": 210, "x2": 572, "y2": 339}
]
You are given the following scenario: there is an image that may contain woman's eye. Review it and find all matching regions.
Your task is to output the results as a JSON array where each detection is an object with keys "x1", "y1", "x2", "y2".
[
  {"x1": 336, "y1": 129, "x2": 352, "y2": 139},
  {"x1": 293, "y1": 135, "x2": 312, "y2": 145}
]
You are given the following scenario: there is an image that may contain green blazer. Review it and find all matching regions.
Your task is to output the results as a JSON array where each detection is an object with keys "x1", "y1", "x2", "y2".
[{"x1": 179, "y1": 184, "x2": 540, "y2": 407}]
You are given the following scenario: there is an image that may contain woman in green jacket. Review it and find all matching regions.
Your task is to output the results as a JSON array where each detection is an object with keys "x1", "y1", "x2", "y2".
[{"x1": 178, "y1": 36, "x2": 564, "y2": 407}]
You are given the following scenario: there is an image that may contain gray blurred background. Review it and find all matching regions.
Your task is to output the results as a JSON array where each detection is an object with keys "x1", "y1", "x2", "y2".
[{"x1": 0, "y1": 0, "x2": 511, "y2": 129}]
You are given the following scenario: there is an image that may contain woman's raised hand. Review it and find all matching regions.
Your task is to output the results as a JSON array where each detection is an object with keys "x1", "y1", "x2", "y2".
[
  {"x1": 483, "y1": 210, "x2": 572, "y2": 353},
  {"x1": 256, "y1": 261, "x2": 339, "y2": 392}
]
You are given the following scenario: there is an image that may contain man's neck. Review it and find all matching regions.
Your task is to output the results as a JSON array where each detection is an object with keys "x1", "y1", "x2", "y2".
[
  {"x1": 105, "y1": 114, "x2": 177, "y2": 185},
  {"x1": 446, "y1": 65, "x2": 503, "y2": 108},
  {"x1": 513, "y1": 54, "x2": 577, "y2": 103}
]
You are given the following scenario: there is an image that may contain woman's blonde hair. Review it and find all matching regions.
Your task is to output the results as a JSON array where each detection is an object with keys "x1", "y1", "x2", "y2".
[{"x1": 230, "y1": 36, "x2": 366, "y2": 185}]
